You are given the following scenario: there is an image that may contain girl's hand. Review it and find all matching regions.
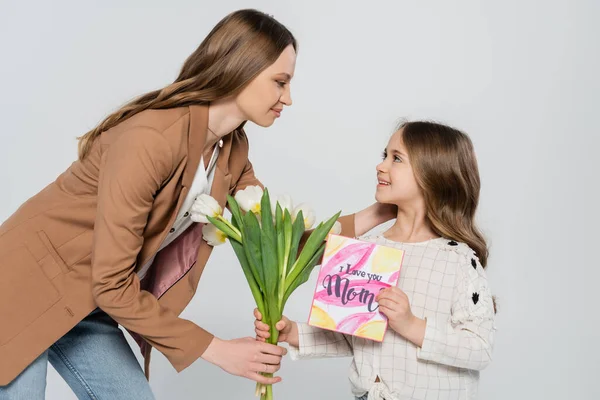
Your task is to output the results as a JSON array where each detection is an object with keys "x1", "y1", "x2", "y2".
[
  {"x1": 254, "y1": 308, "x2": 299, "y2": 348},
  {"x1": 377, "y1": 287, "x2": 426, "y2": 346}
]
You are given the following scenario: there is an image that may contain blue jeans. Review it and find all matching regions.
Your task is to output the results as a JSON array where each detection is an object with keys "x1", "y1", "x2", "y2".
[{"x1": 0, "y1": 308, "x2": 155, "y2": 399}]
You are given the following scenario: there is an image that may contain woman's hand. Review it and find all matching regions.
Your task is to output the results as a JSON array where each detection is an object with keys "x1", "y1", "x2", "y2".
[
  {"x1": 201, "y1": 336, "x2": 287, "y2": 384},
  {"x1": 354, "y1": 202, "x2": 397, "y2": 236},
  {"x1": 254, "y1": 309, "x2": 299, "y2": 348}
]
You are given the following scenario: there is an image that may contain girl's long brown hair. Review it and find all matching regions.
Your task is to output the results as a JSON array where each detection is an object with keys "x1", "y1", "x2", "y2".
[
  {"x1": 400, "y1": 121, "x2": 489, "y2": 268},
  {"x1": 77, "y1": 9, "x2": 297, "y2": 159}
]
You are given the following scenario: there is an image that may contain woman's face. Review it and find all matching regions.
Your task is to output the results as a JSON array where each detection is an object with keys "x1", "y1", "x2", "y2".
[{"x1": 235, "y1": 44, "x2": 296, "y2": 127}]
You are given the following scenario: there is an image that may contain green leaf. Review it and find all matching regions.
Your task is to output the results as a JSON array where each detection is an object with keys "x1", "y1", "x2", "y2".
[
  {"x1": 283, "y1": 209, "x2": 293, "y2": 251},
  {"x1": 261, "y1": 226, "x2": 278, "y2": 296},
  {"x1": 227, "y1": 194, "x2": 244, "y2": 230},
  {"x1": 283, "y1": 209, "x2": 293, "y2": 271},
  {"x1": 282, "y1": 242, "x2": 326, "y2": 307},
  {"x1": 285, "y1": 211, "x2": 341, "y2": 292},
  {"x1": 287, "y1": 209, "x2": 306, "y2": 274},
  {"x1": 230, "y1": 239, "x2": 265, "y2": 316},
  {"x1": 266, "y1": 294, "x2": 281, "y2": 342},
  {"x1": 242, "y1": 211, "x2": 264, "y2": 291},
  {"x1": 260, "y1": 189, "x2": 278, "y2": 295},
  {"x1": 276, "y1": 204, "x2": 284, "y2": 277},
  {"x1": 260, "y1": 189, "x2": 274, "y2": 238},
  {"x1": 277, "y1": 209, "x2": 294, "y2": 302},
  {"x1": 206, "y1": 215, "x2": 241, "y2": 243}
]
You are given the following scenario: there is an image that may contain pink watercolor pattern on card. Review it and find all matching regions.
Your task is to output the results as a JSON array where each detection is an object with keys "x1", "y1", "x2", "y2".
[{"x1": 308, "y1": 235, "x2": 405, "y2": 342}]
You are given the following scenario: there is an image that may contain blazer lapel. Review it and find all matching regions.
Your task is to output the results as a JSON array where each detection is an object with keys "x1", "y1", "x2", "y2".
[
  {"x1": 182, "y1": 105, "x2": 208, "y2": 188},
  {"x1": 210, "y1": 132, "x2": 232, "y2": 209},
  {"x1": 137, "y1": 105, "x2": 207, "y2": 268},
  {"x1": 162, "y1": 104, "x2": 211, "y2": 234}
]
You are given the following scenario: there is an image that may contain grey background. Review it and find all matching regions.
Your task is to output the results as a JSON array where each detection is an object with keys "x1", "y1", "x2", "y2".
[{"x1": 1, "y1": 0, "x2": 598, "y2": 399}]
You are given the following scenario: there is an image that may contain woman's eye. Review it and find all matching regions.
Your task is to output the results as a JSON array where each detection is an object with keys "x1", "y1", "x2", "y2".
[{"x1": 394, "y1": 156, "x2": 402, "y2": 162}]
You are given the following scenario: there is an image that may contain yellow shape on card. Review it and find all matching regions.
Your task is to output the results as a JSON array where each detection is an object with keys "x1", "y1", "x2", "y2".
[
  {"x1": 323, "y1": 234, "x2": 346, "y2": 259},
  {"x1": 372, "y1": 246, "x2": 404, "y2": 273},
  {"x1": 355, "y1": 320, "x2": 386, "y2": 341},
  {"x1": 309, "y1": 305, "x2": 336, "y2": 330}
]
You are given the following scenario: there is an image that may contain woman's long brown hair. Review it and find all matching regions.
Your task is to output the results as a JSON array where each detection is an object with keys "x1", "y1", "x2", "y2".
[{"x1": 77, "y1": 9, "x2": 297, "y2": 159}]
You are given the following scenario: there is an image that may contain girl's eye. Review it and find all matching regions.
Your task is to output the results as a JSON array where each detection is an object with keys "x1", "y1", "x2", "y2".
[
  {"x1": 277, "y1": 81, "x2": 286, "y2": 87},
  {"x1": 381, "y1": 152, "x2": 402, "y2": 162}
]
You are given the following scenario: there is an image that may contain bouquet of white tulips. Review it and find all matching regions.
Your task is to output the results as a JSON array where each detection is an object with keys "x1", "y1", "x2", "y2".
[{"x1": 191, "y1": 186, "x2": 341, "y2": 400}]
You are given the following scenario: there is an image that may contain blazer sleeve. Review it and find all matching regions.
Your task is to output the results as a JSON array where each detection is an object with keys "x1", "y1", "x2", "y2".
[{"x1": 92, "y1": 127, "x2": 213, "y2": 373}]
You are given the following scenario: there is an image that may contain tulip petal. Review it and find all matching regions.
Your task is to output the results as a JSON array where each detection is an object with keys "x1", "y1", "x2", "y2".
[
  {"x1": 329, "y1": 221, "x2": 342, "y2": 235},
  {"x1": 202, "y1": 223, "x2": 226, "y2": 246}
]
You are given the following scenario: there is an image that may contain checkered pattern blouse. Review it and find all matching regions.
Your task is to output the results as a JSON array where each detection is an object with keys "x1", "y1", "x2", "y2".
[{"x1": 289, "y1": 236, "x2": 496, "y2": 400}]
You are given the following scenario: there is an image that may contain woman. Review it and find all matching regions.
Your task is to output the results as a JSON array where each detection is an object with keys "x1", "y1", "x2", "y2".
[{"x1": 0, "y1": 9, "x2": 394, "y2": 399}]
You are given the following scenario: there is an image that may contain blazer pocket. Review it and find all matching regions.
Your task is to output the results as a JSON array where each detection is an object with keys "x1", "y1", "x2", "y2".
[
  {"x1": 0, "y1": 245, "x2": 61, "y2": 346},
  {"x1": 37, "y1": 231, "x2": 70, "y2": 274}
]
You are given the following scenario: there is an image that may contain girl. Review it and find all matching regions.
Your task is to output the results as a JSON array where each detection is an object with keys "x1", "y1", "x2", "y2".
[
  {"x1": 0, "y1": 9, "x2": 395, "y2": 399},
  {"x1": 255, "y1": 121, "x2": 496, "y2": 400}
]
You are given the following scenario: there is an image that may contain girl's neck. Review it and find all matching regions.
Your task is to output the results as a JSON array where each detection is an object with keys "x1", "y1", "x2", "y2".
[{"x1": 383, "y1": 205, "x2": 439, "y2": 243}]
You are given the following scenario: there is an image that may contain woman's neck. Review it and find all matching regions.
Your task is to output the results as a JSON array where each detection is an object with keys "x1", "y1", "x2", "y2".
[{"x1": 205, "y1": 99, "x2": 245, "y2": 151}]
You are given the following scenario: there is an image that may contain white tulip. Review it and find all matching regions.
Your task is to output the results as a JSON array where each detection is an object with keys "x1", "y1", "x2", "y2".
[
  {"x1": 202, "y1": 223, "x2": 227, "y2": 246},
  {"x1": 190, "y1": 194, "x2": 222, "y2": 223},
  {"x1": 292, "y1": 203, "x2": 316, "y2": 230},
  {"x1": 329, "y1": 221, "x2": 342, "y2": 235},
  {"x1": 271, "y1": 194, "x2": 294, "y2": 216},
  {"x1": 234, "y1": 185, "x2": 263, "y2": 214}
]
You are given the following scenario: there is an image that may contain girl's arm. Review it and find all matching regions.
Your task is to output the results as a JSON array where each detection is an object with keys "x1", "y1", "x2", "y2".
[
  {"x1": 288, "y1": 322, "x2": 354, "y2": 360},
  {"x1": 255, "y1": 311, "x2": 353, "y2": 360},
  {"x1": 416, "y1": 250, "x2": 496, "y2": 371}
]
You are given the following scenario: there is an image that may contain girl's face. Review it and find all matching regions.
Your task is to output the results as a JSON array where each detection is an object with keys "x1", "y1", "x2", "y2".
[
  {"x1": 235, "y1": 44, "x2": 296, "y2": 127},
  {"x1": 375, "y1": 129, "x2": 424, "y2": 209}
]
